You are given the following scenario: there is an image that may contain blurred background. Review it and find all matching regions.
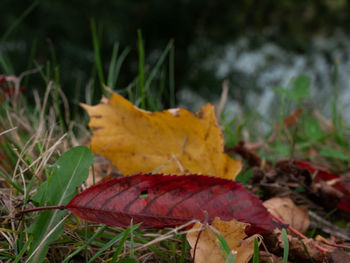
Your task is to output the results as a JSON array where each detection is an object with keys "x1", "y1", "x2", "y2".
[{"x1": 1, "y1": 0, "x2": 350, "y2": 122}]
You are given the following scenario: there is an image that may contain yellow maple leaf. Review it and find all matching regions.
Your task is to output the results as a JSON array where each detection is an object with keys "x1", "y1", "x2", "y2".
[
  {"x1": 186, "y1": 217, "x2": 257, "y2": 263},
  {"x1": 82, "y1": 92, "x2": 241, "y2": 179}
]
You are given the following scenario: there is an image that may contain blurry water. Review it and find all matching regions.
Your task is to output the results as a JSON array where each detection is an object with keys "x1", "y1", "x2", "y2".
[{"x1": 179, "y1": 32, "x2": 350, "y2": 125}]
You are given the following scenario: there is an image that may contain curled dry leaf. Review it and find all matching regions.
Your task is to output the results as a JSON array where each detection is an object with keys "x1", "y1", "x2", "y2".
[
  {"x1": 186, "y1": 217, "x2": 257, "y2": 263},
  {"x1": 263, "y1": 197, "x2": 310, "y2": 233},
  {"x1": 82, "y1": 92, "x2": 241, "y2": 180}
]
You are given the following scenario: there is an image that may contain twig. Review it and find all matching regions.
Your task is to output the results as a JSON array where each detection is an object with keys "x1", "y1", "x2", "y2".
[
  {"x1": 225, "y1": 141, "x2": 263, "y2": 167},
  {"x1": 0, "y1": 127, "x2": 17, "y2": 137},
  {"x1": 270, "y1": 213, "x2": 330, "y2": 253},
  {"x1": 317, "y1": 237, "x2": 350, "y2": 249},
  {"x1": 15, "y1": 205, "x2": 65, "y2": 218},
  {"x1": 309, "y1": 210, "x2": 350, "y2": 241},
  {"x1": 215, "y1": 80, "x2": 229, "y2": 123}
]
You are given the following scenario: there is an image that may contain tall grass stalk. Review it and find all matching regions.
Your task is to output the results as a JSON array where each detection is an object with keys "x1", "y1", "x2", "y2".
[
  {"x1": 0, "y1": 1, "x2": 39, "y2": 42},
  {"x1": 169, "y1": 44, "x2": 175, "y2": 108},
  {"x1": 137, "y1": 30, "x2": 146, "y2": 109},
  {"x1": 91, "y1": 19, "x2": 106, "y2": 96}
]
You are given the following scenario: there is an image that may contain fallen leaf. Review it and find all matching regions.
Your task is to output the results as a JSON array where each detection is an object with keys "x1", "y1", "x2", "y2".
[
  {"x1": 312, "y1": 180, "x2": 344, "y2": 208},
  {"x1": 263, "y1": 197, "x2": 310, "y2": 233},
  {"x1": 186, "y1": 217, "x2": 256, "y2": 263},
  {"x1": 82, "y1": 92, "x2": 241, "y2": 179},
  {"x1": 296, "y1": 161, "x2": 350, "y2": 213},
  {"x1": 251, "y1": 160, "x2": 313, "y2": 199},
  {"x1": 66, "y1": 173, "x2": 276, "y2": 233}
]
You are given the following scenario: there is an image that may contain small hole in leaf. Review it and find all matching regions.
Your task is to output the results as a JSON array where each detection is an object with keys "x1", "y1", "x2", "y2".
[{"x1": 139, "y1": 190, "x2": 148, "y2": 198}]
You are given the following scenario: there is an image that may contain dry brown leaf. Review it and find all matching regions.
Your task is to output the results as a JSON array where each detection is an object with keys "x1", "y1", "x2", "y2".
[
  {"x1": 186, "y1": 217, "x2": 256, "y2": 263},
  {"x1": 263, "y1": 197, "x2": 310, "y2": 233},
  {"x1": 82, "y1": 93, "x2": 241, "y2": 179}
]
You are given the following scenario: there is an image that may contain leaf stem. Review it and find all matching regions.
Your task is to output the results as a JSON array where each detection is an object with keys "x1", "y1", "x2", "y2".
[{"x1": 15, "y1": 205, "x2": 65, "y2": 217}]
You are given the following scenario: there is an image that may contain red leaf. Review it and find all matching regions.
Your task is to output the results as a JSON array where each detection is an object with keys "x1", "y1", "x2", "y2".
[
  {"x1": 66, "y1": 173, "x2": 276, "y2": 234},
  {"x1": 296, "y1": 161, "x2": 350, "y2": 213}
]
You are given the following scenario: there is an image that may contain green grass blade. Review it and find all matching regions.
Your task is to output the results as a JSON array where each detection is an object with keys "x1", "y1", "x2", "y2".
[
  {"x1": 300, "y1": 239, "x2": 314, "y2": 263},
  {"x1": 61, "y1": 225, "x2": 108, "y2": 263},
  {"x1": 156, "y1": 66, "x2": 167, "y2": 110},
  {"x1": 143, "y1": 39, "x2": 173, "y2": 111},
  {"x1": 114, "y1": 47, "x2": 130, "y2": 88},
  {"x1": 91, "y1": 18, "x2": 106, "y2": 95},
  {"x1": 129, "y1": 220, "x2": 135, "y2": 258},
  {"x1": 13, "y1": 235, "x2": 33, "y2": 263},
  {"x1": 0, "y1": 52, "x2": 14, "y2": 74},
  {"x1": 133, "y1": 231, "x2": 170, "y2": 261},
  {"x1": 87, "y1": 225, "x2": 138, "y2": 263},
  {"x1": 107, "y1": 44, "x2": 131, "y2": 91},
  {"x1": 23, "y1": 40, "x2": 38, "y2": 88},
  {"x1": 144, "y1": 39, "x2": 173, "y2": 95},
  {"x1": 107, "y1": 42, "x2": 119, "y2": 88},
  {"x1": 111, "y1": 228, "x2": 131, "y2": 263},
  {"x1": 0, "y1": 1, "x2": 39, "y2": 42},
  {"x1": 282, "y1": 228, "x2": 289, "y2": 263},
  {"x1": 179, "y1": 234, "x2": 188, "y2": 263},
  {"x1": 137, "y1": 29, "x2": 145, "y2": 109},
  {"x1": 252, "y1": 237, "x2": 259, "y2": 263},
  {"x1": 0, "y1": 169, "x2": 23, "y2": 194},
  {"x1": 215, "y1": 233, "x2": 236, "y2": 263},
  {"x1": 169, "y1": 43, "x2": 175, "y2": 108}
]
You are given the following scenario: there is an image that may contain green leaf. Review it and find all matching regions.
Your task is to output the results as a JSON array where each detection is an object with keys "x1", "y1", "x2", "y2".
[
  {"x1": 215, "y1": 233, "x2": 236, "y2": 263},
  {"x1": 282, "y1": 228, "x2": 289, "y2": 263},
  {"x1": 273, "y1": 86, "x2": 290, "y2": 98},
  {"x1": 319, "y1": 147, "x2": 350, "y2": 161},
  {"x1": 290, "y1": 75, "x2": 311, "y2": 101},
  {"x1": 273, "y1": 75, "x2": 311, "y2": 101},
  {"x1": 273, "y1": 144, "x2": 291, "y2": 158},
  {"x1": 304, "y1": 117, "x2": 323, "y2": 141},
  {"x1": 27, "y1": 146, "x2": 94, "y2": 263},
  {"x1": 252, "y1": 237, "x2": 259, "y2": 263}
]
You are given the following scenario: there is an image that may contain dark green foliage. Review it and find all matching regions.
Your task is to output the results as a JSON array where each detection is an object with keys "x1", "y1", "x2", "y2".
[{"x1": 2, "y1": 0, "x2": 350, "y2": 105}]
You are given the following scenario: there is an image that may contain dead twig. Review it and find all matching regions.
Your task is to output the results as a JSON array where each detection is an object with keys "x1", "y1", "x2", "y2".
[{"x1": 270, "y1": 213, "x2": 330, "y2": 253}]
